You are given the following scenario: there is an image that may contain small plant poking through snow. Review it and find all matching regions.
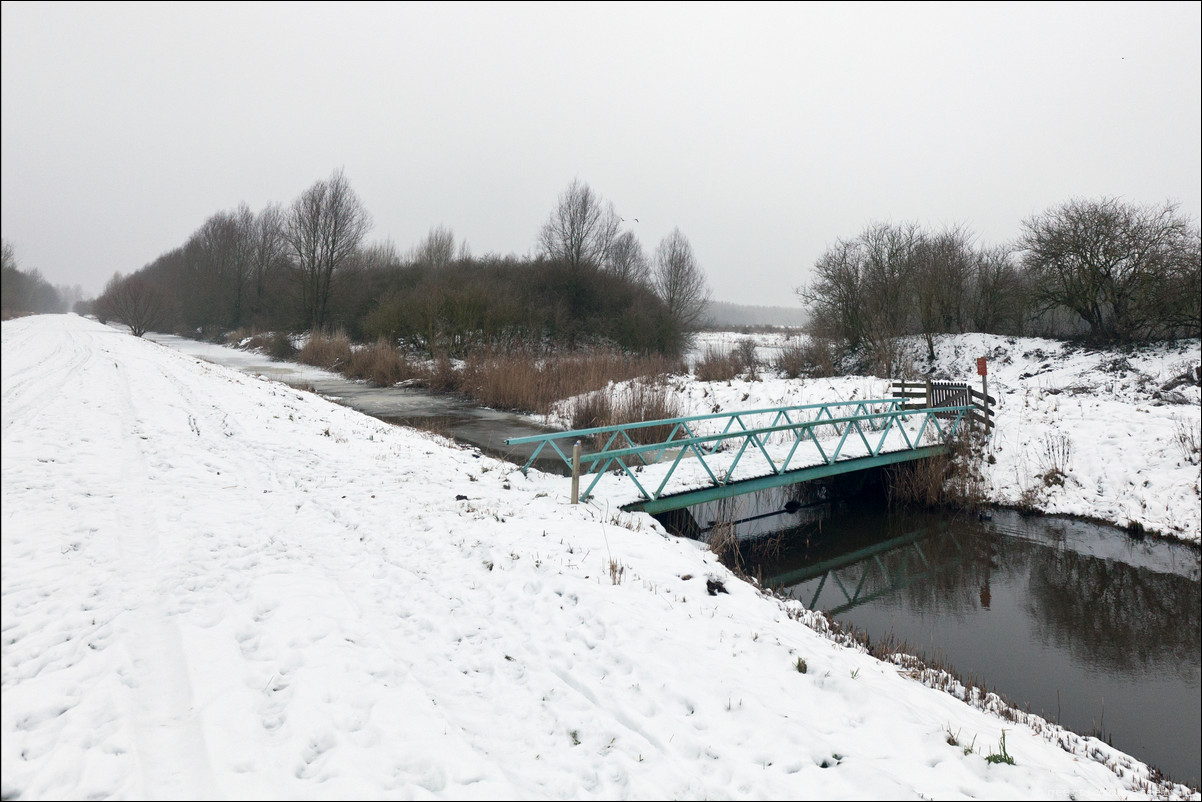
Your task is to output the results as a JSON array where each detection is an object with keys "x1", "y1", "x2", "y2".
[
  {"x1": 1173, "y1": 415, "x2": 1200, "y2": 465},
  {"x1": 795, "y1": 656, "x2": 808, "y2": 674},
  {"x1": 986, "y1": 731, "x2": 1016, "y2": 765},
  {"x1": 608, "y1": 558, "x2": 625, "y2": 585},
  {"x1": 1036, "y1": 431, "x2": 1072, "y2": 486}
]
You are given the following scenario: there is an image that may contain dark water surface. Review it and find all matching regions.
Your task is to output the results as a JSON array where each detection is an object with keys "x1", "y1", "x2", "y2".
[{"x1": 742, "y1": 503, "x2": 1201, "y2": 788}]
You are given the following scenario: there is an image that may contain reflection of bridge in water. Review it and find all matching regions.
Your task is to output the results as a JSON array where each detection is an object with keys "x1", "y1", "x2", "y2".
[{"x1": 766, "y1": 528, "x2": 965, "y2": 616}]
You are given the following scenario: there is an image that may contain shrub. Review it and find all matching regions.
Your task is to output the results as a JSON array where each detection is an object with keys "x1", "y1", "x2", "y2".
[
  {"x1": 568, "y1": 380, "x2": 682, "y2": 445},
  {"x1": 460, "y1": 348, "x2": 682, "y2": 414},
  {"x1": 887, "y1": 431, "x2": 986, "y2": 511},
  {"x1": 345, "y1": 339, "x2": 415, "y2": 387},
  {"x1": 244, "y1": 331, "x2": 298, "y2": 360},
  {"x1": 695, "y1": 345, "x2": 743, "y2": 382},
  {"x1": 266, "y1": 332, "x2": 299, "y2": 360},
  {"x1": 297, "y1": 330, "x2": 353, "y2": 371},
  {"x1": 774, "y1": 337, "x2": 840, "y2": 379}
]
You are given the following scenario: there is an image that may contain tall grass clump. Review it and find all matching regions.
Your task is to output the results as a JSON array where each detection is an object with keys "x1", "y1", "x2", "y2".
[
  {"x1": 460, "y1": 347, "x2": 683, "y2": 414},
  {"x1": 695, "y1": 339, "x2": 760, "y2": 382},
  {"x1": 1172, "y1": 415, "x2": 1200, "y2": 465},
  {"x1": 888, "y1": 430, "x2": 986, "y2": 511},
  {"x1": 774, "y1": 336, "x2": 840, "y2": 379},
  {"x1": 705, "y1": 498, "x2": 745, "y2": 574},
  {"x1": 695, "y1": 345, "x2": 741, "y2": 382},
  {"x1": 297, "y1": 330, "x2": 353, "y2": 371},
  {"x1": 344, "y1": 339, "x2": 416, "y2": 387},
  {"x1": 1035, "y1": 431, "x2": 1072, "y2": 486},
  {"x1": 242, "y1": 331, "x2": 298, "y2": 360},
  {"x1": 568, "y1": 380, "x2": 683, "y2": 445},
  {"x1": 423, "y1": 354, "x2": 460, "y2": 393}
]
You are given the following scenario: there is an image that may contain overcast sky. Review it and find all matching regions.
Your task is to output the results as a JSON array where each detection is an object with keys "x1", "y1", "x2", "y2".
[{"x1": 2, "y1": 1, "x2": 1199, "y2": 306}]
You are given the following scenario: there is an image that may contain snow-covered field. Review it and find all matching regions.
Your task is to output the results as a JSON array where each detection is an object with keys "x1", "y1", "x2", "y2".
[
  {"x1": 4, "y1": 313, "x2": 1198, "y2": 800},
  {"x1": 569, "y1": 330, "x2": 1201, "y2": 543}
]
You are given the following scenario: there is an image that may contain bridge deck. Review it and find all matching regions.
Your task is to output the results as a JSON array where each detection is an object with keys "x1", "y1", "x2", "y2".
[{"x1": 507, "y1": 396, "x2": 980, "y2": 514}]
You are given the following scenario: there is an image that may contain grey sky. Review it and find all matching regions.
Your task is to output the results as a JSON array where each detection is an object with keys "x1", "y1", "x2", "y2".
[{"x1": 2, "y1": 1, "x2": 1199, "y2": 306}]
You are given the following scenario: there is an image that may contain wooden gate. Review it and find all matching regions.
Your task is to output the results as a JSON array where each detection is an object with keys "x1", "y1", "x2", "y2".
[
  {"x1": 930, "y1": 381, "x2": 971, "y2": 417},
  {"x1": 890, "y1": 378, "x2": 993, "y2": 430}
]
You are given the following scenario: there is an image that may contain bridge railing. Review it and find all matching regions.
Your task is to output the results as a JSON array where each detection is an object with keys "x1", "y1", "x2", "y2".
[{"x1": 505, "y1": 397, "x2": 974, "y2": 506}]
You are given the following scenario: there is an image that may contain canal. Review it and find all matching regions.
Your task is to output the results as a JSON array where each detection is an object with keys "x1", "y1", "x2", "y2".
[{"x1": 720, "y1": 495, "x2": 1201, "y2": 788}]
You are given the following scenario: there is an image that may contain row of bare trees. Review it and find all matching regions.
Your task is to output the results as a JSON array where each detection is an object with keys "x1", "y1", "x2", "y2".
[
  {"x1": 536, "y1": 179, "x2": 711, "y2": 329},
  {"x1": 92, "y1": 169, "x2": 371, "y2": 338},
  {"x1": 798, "y1": 198, "x2": 1200, "y2": 371},
  {"x1": 91, "y1": 174, "x2": 704, "y2": 355}
]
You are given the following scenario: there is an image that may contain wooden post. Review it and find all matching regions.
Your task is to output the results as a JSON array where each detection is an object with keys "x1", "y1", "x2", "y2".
[
  {"x1": 899, "y1": 377, "x2": 907, "y2": 410},
  {"x1": 924, "y1": 378, "x2": 933, "y2": 409},
  {"x1": 570, "y1": 441, "x2": 581, "y2": 504},
  {"x1": 982, "y1": 374, "x2": 991, "y2": 432}
]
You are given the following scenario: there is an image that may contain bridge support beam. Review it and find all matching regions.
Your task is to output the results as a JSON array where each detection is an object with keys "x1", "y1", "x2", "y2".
[{"x1": 622, "y1": 445, "x2": 949, "y2": 515}]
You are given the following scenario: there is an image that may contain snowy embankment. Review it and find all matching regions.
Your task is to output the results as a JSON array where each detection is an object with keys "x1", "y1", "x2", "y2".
[
  {"x1": 2, "y1": 315, "x2": 1197, "y2": 800},
  {"x1": 555, "y1": 330, "x2": 1202, "y2": 544}
]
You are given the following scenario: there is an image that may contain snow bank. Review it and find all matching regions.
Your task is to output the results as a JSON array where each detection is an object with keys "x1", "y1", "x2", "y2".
[{"x1": 2, "y1": 315, "x2": 1196, "y2": 800}]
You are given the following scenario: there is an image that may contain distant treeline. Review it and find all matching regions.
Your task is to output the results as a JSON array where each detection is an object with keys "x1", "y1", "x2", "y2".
[
  {"x1": 703, "y1": 301, "x2": 808, "y2": 329},
  {"x1": 83, "y1": 173, "x2": 710, "y2": 355},
  {"x1": 1, "y1": 241, "x2": 85, "y2": 320}
]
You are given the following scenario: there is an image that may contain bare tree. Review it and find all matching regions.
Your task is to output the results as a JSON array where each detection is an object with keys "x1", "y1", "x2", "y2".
[
  {"x1": 604, "y1": 230, "x2": 650, "y2": 284},
  {"x1": 798, "y1": 236, "x2": 865, "y2": 345},
  {"x1": 284, "y1": 169, "x2": 373, "y2": 330},
  {"x1": 651, "y1": 228, "x2": 710, "y2": 330},
  {"x1": 537, "y1": 179, "x2": 620, "y2": 268},
  {"x1": 186, "y1": 205, "x2": 255, "y2": 329},
  {"x1": 913, "y1": 225, "x2": 975, "y2": 358},
  {"x1": 969, "y1": 245, "x2": 1027, "y2": 334},
  {"x1": 798, "y1": 222, "x2": 923, "y2": 374},
  {"x1": 98, "y1": 272, "x2": 170, "y2": 337},
  {"x1": 248, "y1": 204, "x2": 287, "y2": 325},
  {"x1": 411, "y1": 225, "x2": 458, "y2": 268},
  {"x1": 1019, "y1": 197, "x2": 1201, "y2": 342}
]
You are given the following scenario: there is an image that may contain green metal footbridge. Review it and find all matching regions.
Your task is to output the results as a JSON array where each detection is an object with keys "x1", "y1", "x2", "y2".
[{"x1": 505, "y1": 383, "x2": 993, "y2": 515}]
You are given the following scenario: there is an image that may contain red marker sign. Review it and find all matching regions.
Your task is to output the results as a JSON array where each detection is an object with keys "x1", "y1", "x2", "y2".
[{"x1": 977, "y1": 357, "x2": 987, "y2": 376}]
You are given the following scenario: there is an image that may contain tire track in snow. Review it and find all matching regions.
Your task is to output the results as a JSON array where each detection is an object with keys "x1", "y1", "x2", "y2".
[{"x1": 108, "y1": 334, "x2": 220, "y2": 799}]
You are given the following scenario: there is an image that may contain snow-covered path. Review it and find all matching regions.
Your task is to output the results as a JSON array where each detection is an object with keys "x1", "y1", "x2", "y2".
[{"x1": 3, "y1": 315, "x2": 1195, "y2": 800}]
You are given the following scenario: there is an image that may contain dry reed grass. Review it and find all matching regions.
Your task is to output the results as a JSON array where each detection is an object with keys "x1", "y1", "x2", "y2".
[
  {"x1": 695, "y1": 345, "x2": 746, "y2": 382},
  {"x1": 888, "y1": 430, "x2": 986, "y2": 511},
  {"x1": 242, "y1": 331, "x2": 298, "y2": 360},
  {"x1": 291, "y1": 334, "x2": 687, "y2": 420},
  {"x1": 774, "y1": 337, "x2": 840, "y2": 378},
  {"x1": 567, "y1": 380, "x2": 683, "y2": 445},
  {"x1": 297, "y1": 330, "x2": 353, "y2": 371},
  {"x1": 459, "y1": 348, "x2": 683, "y2": 414},
  {"x1": 344, "y1": 339, "x2": 417, "y2": 387}
]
